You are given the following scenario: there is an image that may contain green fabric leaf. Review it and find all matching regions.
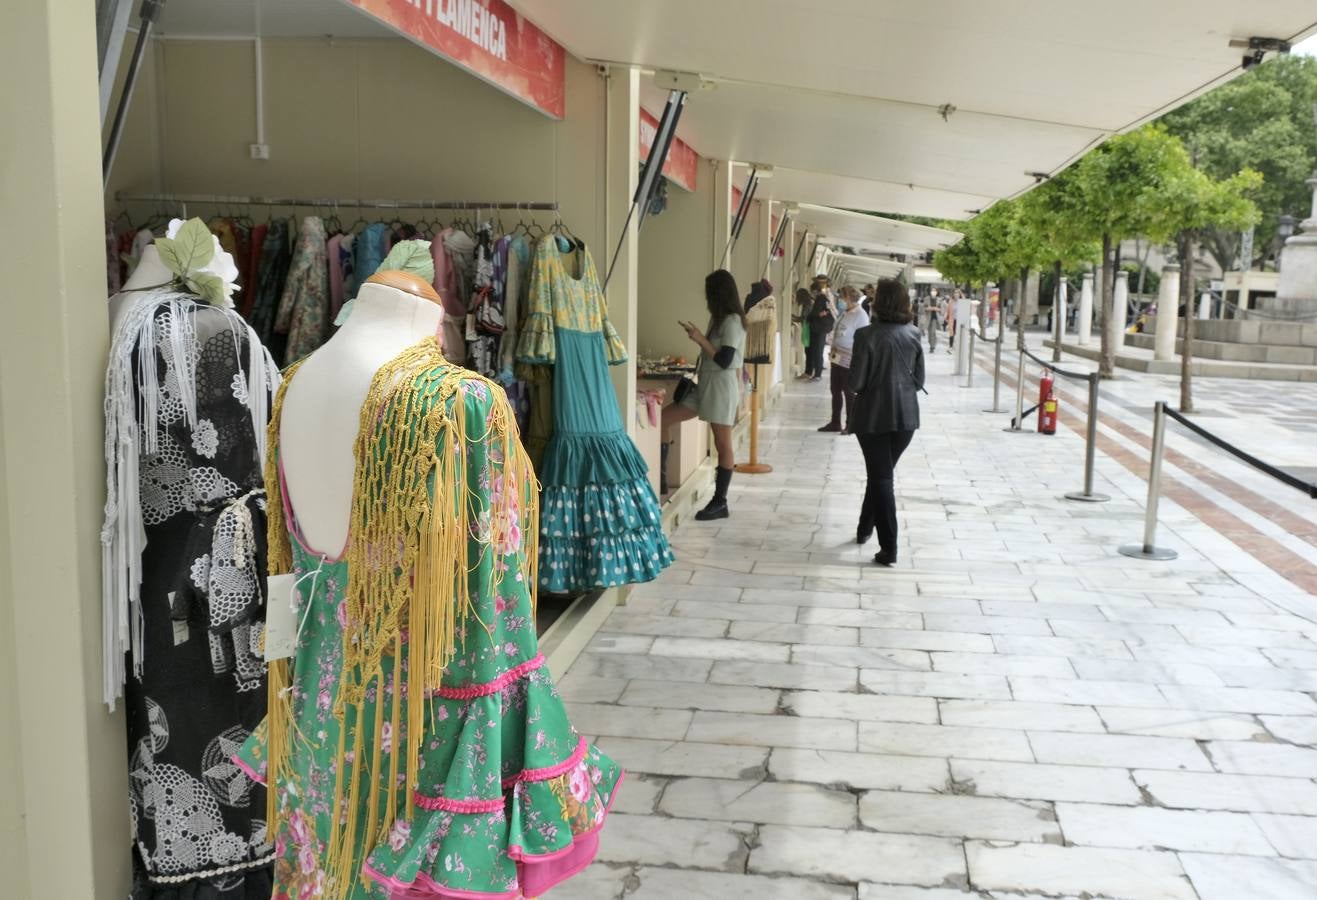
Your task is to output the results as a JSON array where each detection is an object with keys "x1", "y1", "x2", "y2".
[
  {"x1": 156, "y1": 218, "x2": 215, "y2": 281},
  {"x1": 189, "y1": 272, "x2": 225, "y2": 307},
  {"x1": 378, "y1": 239, "x2": 434, "y2": 283}
]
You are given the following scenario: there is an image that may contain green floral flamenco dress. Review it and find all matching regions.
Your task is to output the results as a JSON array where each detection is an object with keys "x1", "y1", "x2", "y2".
[
  {"x1": 516, "y1": 235, "x2": 672, "y2": 593},
  {"x1": 235, "y1": 338, "x2": 622, "y2": 900}
]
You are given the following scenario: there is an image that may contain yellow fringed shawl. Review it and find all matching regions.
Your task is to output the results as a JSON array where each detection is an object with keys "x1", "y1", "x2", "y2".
[{"x1": 262, "y1": 337, "x2": 539, "y2": 900}]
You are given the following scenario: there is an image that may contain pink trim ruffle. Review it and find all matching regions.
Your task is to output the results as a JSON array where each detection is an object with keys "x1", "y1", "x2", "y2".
[
  {"x1": 413, "y1": 736, "x2": 589, "y2": 810},
  {"x1": 232, "y1": 753, "x2": 268, "y2": 786},
  {"x1": 427, "y1": 654, "x2": 545, "y2": 700},
  {"x1": 503, "y1": 736, "x2": 587, "y2": 789},
  {"x1": 365, "y1": 771, "x2": 624, "y2": 900},
  {"x1": 412, "y1": 794, "x2": 505, "y2": 814}
]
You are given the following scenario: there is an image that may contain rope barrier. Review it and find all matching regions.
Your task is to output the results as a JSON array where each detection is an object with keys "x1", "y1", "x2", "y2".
[
  {"x1": 1163, "y1": 407, "x2": 1317, "y2": 499},
  {"x1": 1020, "y1": 348, "x2": 1091, "y2": 382}
]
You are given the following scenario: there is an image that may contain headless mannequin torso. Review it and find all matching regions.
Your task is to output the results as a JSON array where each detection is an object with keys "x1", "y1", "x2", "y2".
[
  {"x1": 279, "y1": 277, "x2": 445, "y2": 557},
  {"x1": 108, "y1": 244, "x2": 174, "y2": 332}
]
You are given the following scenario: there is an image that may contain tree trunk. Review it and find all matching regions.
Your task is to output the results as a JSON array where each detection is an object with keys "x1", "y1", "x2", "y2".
[
  {"x1": 1134, "y1": 238, "x2": 1146, "y2": 299},
  {"x1": 1099, "y1": 232, "x2": 1115, "y2": 379},
  {"x1": 1052, "y1": 259, "x2": 1063, "y2": 362},
  {"x1": 1179, "y1": 231, "x2": 1195, "y2": 412}
]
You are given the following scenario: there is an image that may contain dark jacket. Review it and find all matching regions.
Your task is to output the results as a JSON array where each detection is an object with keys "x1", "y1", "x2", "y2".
[{"x1": 849, "y1": 321, "x2": 924, "y2": 434}]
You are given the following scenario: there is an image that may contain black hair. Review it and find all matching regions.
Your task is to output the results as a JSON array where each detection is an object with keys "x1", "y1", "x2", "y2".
[
  {"x1": 705, "y1": 269, "x2": 746, "y2": 329},
  {"x1": 872, "y1": 279, "x2": 913, "y2": 324}
]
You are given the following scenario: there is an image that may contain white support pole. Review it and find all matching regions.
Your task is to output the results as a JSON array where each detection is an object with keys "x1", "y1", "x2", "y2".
[
  {"x1": 1153, "y1": 264, "x2": 1181, "y2": 362},
  {"x1": 711, "y1": 159, "x2": 732, "y2": 273},
  {"x1": 1109, "y1": 270, "x2": 1130, "y2": 353},
  {"x1": 1198, "y1": 291, "x2": 1212, "y2": 319},
  {"x1": 1078, "y1": 271, "x2": 1094, "y2": 346},
  {"x1": 604, "y1": 65, "x2": 640, "y2": 435},
  {"x1": 1056, "y1": 279, "x2": 1068, "y2": 338}
]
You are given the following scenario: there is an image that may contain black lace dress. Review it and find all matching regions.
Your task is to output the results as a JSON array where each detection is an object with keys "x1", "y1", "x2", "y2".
[{"x1": 108, "y1": 294, "x2": 279, "y2": 899}]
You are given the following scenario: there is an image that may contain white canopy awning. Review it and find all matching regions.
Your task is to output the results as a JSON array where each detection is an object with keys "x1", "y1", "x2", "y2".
[
  {"x1": 512, "y1": 0, "x2": 1317, "y2": 217},
  {"x1": 794, "y1": 204, "x2": 962, "y2": 256},
  {"x1": 827, "y1": 252, "x2": 907, "y2": 276}
]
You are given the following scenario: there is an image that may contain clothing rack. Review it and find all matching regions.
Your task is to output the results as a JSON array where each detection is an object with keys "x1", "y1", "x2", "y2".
[{"x1": 114, "y1": 192, "x2": 560, "y2": 215}]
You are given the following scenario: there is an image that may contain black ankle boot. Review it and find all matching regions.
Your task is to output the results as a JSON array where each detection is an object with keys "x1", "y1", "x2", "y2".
[
  {"x1": 696, "y1": 466, "x2": 733, "y2": 521},
  {"x1": 873, "y1": 549, "x2": 897, "y2": 567}
]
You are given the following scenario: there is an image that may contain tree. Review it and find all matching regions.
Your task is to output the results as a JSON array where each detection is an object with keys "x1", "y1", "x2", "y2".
[
  {"x1": 1161, "y1": 164, "x2": 1262, "y2": 411},
  {"x1": 1071, "y1": 125, "x2": 1210, "y2": 378},
  {"x1": 1161, "y1": 54, "x2": 1317, "y2": 270},
  {"x1": 1017, "y1": 170, "x2": 1101, "y2": 360}
]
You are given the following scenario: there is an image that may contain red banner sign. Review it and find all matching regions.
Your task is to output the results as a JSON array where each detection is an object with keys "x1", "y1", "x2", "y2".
[
  {"x1": 343, "y1": 0, "x2": 566, "y2": 119},
  {"x1": 640, "y1": 108, "x2": 698, "y2": 193}
]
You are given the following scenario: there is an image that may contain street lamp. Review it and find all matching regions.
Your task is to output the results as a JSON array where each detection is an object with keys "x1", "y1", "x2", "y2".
[{"x1": 1278, "y1": 214, "x2": 1295, "y2": 270}]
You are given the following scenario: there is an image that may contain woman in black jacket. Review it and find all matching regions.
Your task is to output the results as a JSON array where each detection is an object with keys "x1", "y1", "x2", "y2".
[{"x1": 849, "y1": 280, "x2": 925, "y2": 566}]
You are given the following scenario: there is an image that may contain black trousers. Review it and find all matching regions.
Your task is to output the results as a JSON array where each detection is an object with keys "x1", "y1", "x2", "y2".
[
  {"x1": 855, "y1": 430, "x2": 915, "y2": 553},
  {"x1": 926, "y1": 312, "x2": 938, "y2": 350},
  {"x1": 805, "y1": 331, "x2": 827, "y2": 376},
  {"x1": 829, "y1": 364, "x2": 854, "y2": 428}
]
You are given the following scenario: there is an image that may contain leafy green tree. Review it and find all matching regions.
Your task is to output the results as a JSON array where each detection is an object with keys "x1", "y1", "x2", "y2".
[
  {"x1": 1018, "y1": 171, "x2": 1101, "y2": 359},
  {"x1": 1071, "y1": 125, "x2": 1206, "y2": 378},
  {"x1": 1161, "y1": 54, "x2": 1317, "y2": 270},
  {"x1": 1161, "y1": 164, "x2": 1262, "y2": 410}
]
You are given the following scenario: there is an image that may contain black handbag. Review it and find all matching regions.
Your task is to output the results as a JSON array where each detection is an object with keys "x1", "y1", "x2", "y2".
[{"x1": 673, "y1": 376, "x2": 697, "y2": 404}]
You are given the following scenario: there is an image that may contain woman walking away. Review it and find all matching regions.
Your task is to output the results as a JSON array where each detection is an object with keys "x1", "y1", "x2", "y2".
[
  {"x1": 819, "y1": 286, "x2": 870, "y2": 434},
  {"x1": 663, "y1": 269, "x2": 747, "y2": 521},
  {"x1": 850, "y1": 280, "x2": 924, "y2": 566},
  {"x1": 804, "y1": 282, "x2": 836, "y2": 380}
]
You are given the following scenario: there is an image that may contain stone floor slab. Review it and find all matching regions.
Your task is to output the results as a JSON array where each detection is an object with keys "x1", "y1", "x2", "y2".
[
  {"x1": 768, "y1": 748, "x2": 949, "y2": 792},
  {"x1": 861, "y1": 790, "x2": 1059, "y2": 843},
  {"x1": 750, "y1": 825, "x2": 965, "y2": 888},
  {"x1": 966, "y1": 841, "x2": 1196, "y2": 900},
  {"x1": 660, "y1": 776, "x2": 857, "y2": 828},
  {"x1": 1055, "y1": 802, "x2": 1276, "y2": 855},
  {"x1": 625, "y1": 867, "x2": 856, "y2": 900}
]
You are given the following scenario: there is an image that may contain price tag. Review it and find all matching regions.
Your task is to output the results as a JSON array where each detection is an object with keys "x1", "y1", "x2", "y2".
[{"x1": 264, "y1": 574, "x2": 297, "y2": 661}]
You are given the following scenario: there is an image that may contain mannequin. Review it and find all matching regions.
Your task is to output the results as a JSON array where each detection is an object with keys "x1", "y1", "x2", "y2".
[
  {"x1": 279, "y1": 272, "x2": 444, "y2": 555},
  {"x1": 108, "y1": 243, "x2": 174, "y2": 330}
]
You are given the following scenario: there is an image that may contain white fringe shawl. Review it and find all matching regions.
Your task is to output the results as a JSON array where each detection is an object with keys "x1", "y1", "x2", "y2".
[{"x1": 101, "y1": 290, "x2": 281, "y2": 709}]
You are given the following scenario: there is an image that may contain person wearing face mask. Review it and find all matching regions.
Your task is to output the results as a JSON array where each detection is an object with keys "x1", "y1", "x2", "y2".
[{"x1": 819, "y1": 286, "x2": 870, "y2": 433}]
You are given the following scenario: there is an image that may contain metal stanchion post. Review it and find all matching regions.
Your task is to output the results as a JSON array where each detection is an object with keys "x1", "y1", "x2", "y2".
[
  {"x1": 1120, "y1": 402, "x2": 1178, "y2": 560},
  {"x1": 1005, "y1": 348, "x2": 1026, "y2": 432},
  {"x1": 983, "y1": 329, "x2": 1004, "y2": 413},
  {"x1": 1064, "y1": 372, "x2": 1111, "y2": 503},
  {"x1": 964, "y1": 328, "x2": 976, "y2": 388}
]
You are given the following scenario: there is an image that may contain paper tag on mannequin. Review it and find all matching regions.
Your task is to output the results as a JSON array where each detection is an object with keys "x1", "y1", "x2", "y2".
[
  {"x1": 169, "y1": 592, "x2": 189, "y2": 645},
  {"x1": 465, "y1": 312, "x2": 478, "y2": 341},
  {"x1": 264, "y1": 574, "x2": 297, "y2": 661}
]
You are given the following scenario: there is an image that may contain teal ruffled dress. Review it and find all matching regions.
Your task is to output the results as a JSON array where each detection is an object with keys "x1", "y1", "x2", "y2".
[{"x1": 516, "y1": 236, "x2": 673, "y2": 593}]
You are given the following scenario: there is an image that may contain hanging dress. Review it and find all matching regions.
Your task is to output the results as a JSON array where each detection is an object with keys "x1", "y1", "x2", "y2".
[
  {"x1": 236, "y1": 339, "x2": 622, "y2": 900},
  {"x1": 516, "y1": 236, "x2": 674, "y2": 593},
  {"x1": 102, "y1": 290, "x2": 282, "y2": 899}
]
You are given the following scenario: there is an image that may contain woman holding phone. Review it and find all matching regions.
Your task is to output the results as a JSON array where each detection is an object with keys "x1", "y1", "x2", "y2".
[{"x1": 661, "y1": 269, "x2": 746, "y2": 520}]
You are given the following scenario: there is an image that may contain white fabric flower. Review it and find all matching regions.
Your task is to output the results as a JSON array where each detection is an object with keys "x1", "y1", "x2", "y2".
[
  {"x1": 192, "y1": 418, "x2": 219, "y2": 458},
  {"x1": 166, "y1": 218, "x2": 241, "y2": 308},
  {"x1": 230, "y1": 372, "x2": 249, "y2": 404}
]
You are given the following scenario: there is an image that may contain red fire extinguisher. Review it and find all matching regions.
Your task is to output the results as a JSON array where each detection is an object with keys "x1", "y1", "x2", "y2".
[{"x1": 1038, "y1": 369, "x2": 1058, "y2": 435}]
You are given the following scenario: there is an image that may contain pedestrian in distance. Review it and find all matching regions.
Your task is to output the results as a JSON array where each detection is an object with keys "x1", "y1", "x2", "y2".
[
  {"x1": 925, "y1": 288, "x2": 940, "y2": 352},
  {"x1": 804, "y1": 280, "x2": 836, "y2": 381},
  {"x1": 793, "y1": 287, "x2": 814, "y2": 377},
  {"x1": 662, "y1": 269, "x2": 747, "y2": 521},
  {"x1": 819, "y1": 286, "x2": 870, "y2": 434},
  {"x1": 849, "y1": 279, "x2": 924, "y2": 566}
]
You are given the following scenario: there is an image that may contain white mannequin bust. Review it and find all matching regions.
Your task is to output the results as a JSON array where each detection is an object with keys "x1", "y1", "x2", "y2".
[
  {"x1": 279, "y1": 275, "x2": 445, "y2": 557},
  {"x1": 108, "y1": 244, "x2": 174, "y2": 332}
]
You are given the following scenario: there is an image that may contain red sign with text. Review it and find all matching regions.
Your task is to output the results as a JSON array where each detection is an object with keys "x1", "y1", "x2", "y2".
[
  {"x1": 640, "y1": 108, "x2": 698, "y2": 192},
  {"x1": 343, "y1": 0, "x2": 566, "y2": 119}
]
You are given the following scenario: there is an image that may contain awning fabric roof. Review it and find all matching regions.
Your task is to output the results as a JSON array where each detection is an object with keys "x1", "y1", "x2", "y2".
[
  {"x1": 510, "y1": 0, "x2": 1317, "y2": 217},
  {"x1": 795, "y1": 204, "x2": 962, "y2": 256}
]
